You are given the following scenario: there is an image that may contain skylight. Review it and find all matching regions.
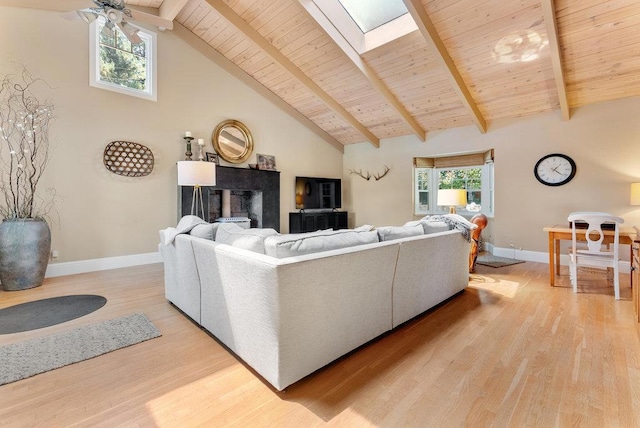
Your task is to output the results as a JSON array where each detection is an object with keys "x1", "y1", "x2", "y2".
[
  {"x1": 338, "y1": 0, "x2": 408, "y2": 33},
  {"x1": 308, "y1": 0, "x2": 417, "y2": 54}
]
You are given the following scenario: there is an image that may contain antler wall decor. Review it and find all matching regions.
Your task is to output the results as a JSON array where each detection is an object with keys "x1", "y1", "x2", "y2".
[{"x1": 349, "y1": 166, "x2": 391, "y2": 181}]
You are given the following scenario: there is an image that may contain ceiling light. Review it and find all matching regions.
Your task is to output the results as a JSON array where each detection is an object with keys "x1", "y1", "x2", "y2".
[
  {"x1": 105, "y1": 8, "x2": 124, "y2": 24},
  {"x1": 76, "y1": 10, "x2": 97, "y2": 24},
  {"x1": 101, "y1": 20, "x2": 115, "y2": 37}
]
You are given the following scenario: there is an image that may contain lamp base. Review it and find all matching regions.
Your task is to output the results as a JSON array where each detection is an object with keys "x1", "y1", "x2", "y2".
[
  {"x1": 449, "y1": 206, "x2": 456, "y2": 214},
  {"x1": 191, "y1": 185, "x2": 206, "y2": 218}
]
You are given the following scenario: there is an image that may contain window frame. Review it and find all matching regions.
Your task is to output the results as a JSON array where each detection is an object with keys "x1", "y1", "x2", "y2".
[
  {"x1": 414, "y1": 154, "x2": 494, "y2": 217},
  {"x1": 89, "y1": 17, "x2": 157, "y2": 101}
]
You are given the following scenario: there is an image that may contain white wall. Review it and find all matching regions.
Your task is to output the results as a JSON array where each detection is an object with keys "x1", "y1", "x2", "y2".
[
  {"x1": 0, "y1": 6, "x2": 342, "y2": 264},
  {"x1": 344, "y1": 96, "x2": 640, "y2": 254}
]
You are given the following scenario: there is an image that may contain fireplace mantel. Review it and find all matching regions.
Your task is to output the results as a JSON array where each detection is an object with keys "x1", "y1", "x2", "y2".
[{"x1": 179, "y1": 166, "x2": 280, "y2": 231}]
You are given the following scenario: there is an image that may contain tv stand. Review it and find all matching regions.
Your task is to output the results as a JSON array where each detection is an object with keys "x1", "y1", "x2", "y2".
[{"x1": 289, "y1": 211, "x2": 348, "y2": 233}]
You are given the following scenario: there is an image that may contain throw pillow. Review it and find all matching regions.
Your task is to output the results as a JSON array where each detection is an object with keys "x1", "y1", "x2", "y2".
[
  {"x1": 376, "y1": 224, "x2": 424, "y2": 241},
  {"x1": 161, "y1": 215, "x2": 207, "y2": 244},
  {"x1": 264, "y1": 228, "x2": 378, "y2": 258},
  {"x1": 190, "y1": 223, "x2": 219, "y2": 240},
  {"x1": 419, "y1": 216, "x2": 450, "y2": 235},
  {"x1": 215, "y1": 223, "x2": 279, "y2": 254}
]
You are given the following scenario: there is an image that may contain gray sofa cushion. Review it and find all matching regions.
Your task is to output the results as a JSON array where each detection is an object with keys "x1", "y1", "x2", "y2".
[
  {"x1": 161, "y1": 215, "x2": 207, "y2": 244},
  {"x1": 190, "y1": 223, "x2": 219, "y2": 240},
  {"x1": 215, "y1": 223, "x2": 279, "y2": 254},
  {"x1": 264, "y1": 229, "x2": 379, "y2": 258},
  {"x1": 418, "y1": 218, "x2": 450, "y2": 235},
  {"x1": 377, "y1": 224, "x2": 423, "y2": 241}
]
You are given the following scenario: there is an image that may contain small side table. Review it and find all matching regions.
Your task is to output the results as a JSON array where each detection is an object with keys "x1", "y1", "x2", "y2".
[{"x1": 469, "y1": 214, "x2": 488, "y2": 273}]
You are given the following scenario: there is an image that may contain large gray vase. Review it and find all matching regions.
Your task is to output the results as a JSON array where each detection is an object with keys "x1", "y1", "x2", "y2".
[{"x1": 0, "y1": 218, "x2": 51, "y2": 291}]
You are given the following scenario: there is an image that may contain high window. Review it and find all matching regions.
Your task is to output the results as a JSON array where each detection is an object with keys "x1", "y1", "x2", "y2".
[
  {"x1": 414, "y1": 150, "x2": 494, "y2": 217},
  {"x1": 89, "y1": 17, "x2": 157, "y2": 101}
]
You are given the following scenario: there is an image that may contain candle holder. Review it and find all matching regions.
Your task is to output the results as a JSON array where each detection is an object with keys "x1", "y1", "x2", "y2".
[
  {"x1": 197, "y1": 138, "x2": 205, "y2": 161},
  {"x1": 183, "y1": 136, "x2": 194, "y2": 160}
]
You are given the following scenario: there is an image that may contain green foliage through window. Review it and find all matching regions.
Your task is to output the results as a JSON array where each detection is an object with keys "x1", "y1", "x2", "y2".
[{"x1": 98, "y1": 24, "x2": 147, "y2": 91}]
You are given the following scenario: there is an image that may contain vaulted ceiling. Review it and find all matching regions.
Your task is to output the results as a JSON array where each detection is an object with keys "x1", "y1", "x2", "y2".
[{"x1": 7, "y1": 0, "x2": 640, "y2": 150}]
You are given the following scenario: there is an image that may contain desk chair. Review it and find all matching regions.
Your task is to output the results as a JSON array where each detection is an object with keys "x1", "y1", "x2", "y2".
[{"x1": 567, "y1": 212, "x2": 624, "y2": 299}]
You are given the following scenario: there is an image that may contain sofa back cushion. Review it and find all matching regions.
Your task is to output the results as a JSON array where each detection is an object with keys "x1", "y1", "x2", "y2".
[
  {"x1": 215, "y1": 223, "x2": 279, "y2": 254},
  {"x1": 190, "y1": 223, "x2": 219, "y2": 240},
  {"x1": 264, "y1": 229, "x2": 379, "y2": 258},
  {"x1": 376, "y1": 223, "x2": 424, "y2": 241},
  {"x1": 416, "y1": 218, "x2": 450, "y2": 235}
]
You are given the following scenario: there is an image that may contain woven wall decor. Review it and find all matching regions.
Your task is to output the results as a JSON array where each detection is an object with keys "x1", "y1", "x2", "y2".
[{"x1": 103, "y1": 141, "x2": 154, "y2": 177}]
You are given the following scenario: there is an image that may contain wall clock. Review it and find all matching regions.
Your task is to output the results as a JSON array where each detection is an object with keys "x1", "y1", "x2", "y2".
[{"x1": 534, "y1": 153, "x2": 576, "y2": 186}]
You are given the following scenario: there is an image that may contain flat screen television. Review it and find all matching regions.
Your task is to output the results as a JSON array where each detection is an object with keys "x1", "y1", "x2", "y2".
[{"x1": 295, "y1": 176, "x2": 342, "y2": 210}]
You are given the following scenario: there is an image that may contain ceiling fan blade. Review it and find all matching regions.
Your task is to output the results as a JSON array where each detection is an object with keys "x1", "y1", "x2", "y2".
[
  {"x1": 128, "y1": 8, "x2": 173, "y2": 30},
  {"x1": 60, "y1": 10, "x2": 83, "y2": 20},
  {"x1": 116, "y1": 21, "x2": 143, "y2": 44}
]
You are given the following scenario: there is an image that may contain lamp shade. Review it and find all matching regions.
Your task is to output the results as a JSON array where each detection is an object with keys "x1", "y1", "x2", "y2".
[
  {"x1": 177, "y1": 161, "x2": 216, "y2": 186},
  {"x1": 437, "y1": 189, "x2": 467, "y2": 207},
  {"x1": 631, "y1": 183, "x2": 640, "y2": 205}
]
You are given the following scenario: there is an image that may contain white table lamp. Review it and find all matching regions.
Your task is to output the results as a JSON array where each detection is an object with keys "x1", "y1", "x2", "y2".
[
  {"x1": 437, "y1": 189, "x2": 467, "y2": 214},
  {"x1": 177, "y1": 161, "x2": 216, "y2": 218}
]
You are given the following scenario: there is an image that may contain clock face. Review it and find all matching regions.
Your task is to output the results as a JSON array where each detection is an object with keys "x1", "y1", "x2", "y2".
[{"x1": 534, "y1": 154, "x2": 576, "y2": 186}]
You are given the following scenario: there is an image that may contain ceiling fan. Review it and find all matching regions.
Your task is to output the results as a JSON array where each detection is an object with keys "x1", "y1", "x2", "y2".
[{"x1": 66, "y1": 0, "x2": 173, "y2": 44}]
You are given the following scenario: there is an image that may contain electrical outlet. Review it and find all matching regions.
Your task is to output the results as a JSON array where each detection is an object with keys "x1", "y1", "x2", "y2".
[
  {"x1": 509, "y1": 242, "x2": 515, "y2": 248},
  {"x1": 51, "y1": 250, "x2": 59, "y2": 260}
]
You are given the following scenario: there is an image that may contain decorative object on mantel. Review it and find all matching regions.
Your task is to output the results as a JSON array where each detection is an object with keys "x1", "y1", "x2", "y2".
[
  {"x1": 0, "y1": 69, "x2": 55, "y2": 291},
  {"x1": 177, "y1": 161, "x2": 216, "y2": 217},
  {"x1": 205, "y1": 152, "x2": 219, "y2": 164},
  {"x1": 212, "y1": 119, "x2": 254, "y2": 164},
  {"x1": 183, "y1": 131, "x2": 194, "y2": 160},
  {"x1": 103, "y1": 141, "x2": 154, "y2": 177},
  {"x1": 197, "y1": 138, "x2": 205, "y2": 161},
  {"x1": 256, "y1": 153, "x2": 276, "y2": 171},
  {"x1": 349, "y1": 165, "x2": 391, "y2": 181}
]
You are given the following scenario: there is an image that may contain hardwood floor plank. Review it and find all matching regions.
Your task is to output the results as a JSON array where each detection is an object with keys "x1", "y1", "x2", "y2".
[{"x1": 0, "y1": 261, "x2": 638, "y2": 426}]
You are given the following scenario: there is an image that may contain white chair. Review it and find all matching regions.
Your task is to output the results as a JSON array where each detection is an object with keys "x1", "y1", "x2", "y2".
[{"x1": 567, "y1": 212, "x2": 624, "y2": 299}]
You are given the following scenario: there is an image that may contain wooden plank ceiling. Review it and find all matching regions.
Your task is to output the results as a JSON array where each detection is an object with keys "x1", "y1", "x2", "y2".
[{"x1": 14, "y1": 0, "x2": 640, "y2": 148}]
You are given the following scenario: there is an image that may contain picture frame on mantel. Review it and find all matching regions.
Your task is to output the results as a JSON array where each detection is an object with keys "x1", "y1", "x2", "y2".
[
  {"x1": 205, "y1": 152, "x2": 219, "y2": 164},
  {"x1": 257, "y1": 153, "x2": 276, "y2": 170}
]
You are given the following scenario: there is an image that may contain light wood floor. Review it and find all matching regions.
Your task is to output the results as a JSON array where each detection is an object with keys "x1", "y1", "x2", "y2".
[{"x1": 1, "y1": 261, "x2": 639, "y2": 427}]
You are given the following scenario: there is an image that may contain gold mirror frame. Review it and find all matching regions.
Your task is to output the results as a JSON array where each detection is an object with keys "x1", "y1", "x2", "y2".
[{"x1": 212, "y1": 119, "x2": 254, "y2": 164}]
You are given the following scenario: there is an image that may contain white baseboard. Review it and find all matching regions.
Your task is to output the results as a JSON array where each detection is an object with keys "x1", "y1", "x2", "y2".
[
  {"x1": 485, "y1": 243, "x2": 631, "y2": 272},
  {"x1": 45, "y1": 252, "x2": 162, "y2": 278}
]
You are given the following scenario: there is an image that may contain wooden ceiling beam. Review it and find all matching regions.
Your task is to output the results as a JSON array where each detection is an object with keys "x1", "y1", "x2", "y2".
[
  {"x1": 403, "y1": 0, "x2": 487, "y2": 134},
  {"x1": 298, "y1": 0, "x2": 426, "y2": 142},
  {"x1": 158, "y1": 0, "x2": 188, "y2": 22},
  {"x1": 541, "y1": 0, "x2": 570, "y2": 120},
  {"x1": 0, "y1": 0, "x2": 173, "y2": 29},
  {"x1": 205, "y1": 0, "x2": 380, "y2": 148},
  {"x1": 0, "y1": 0, "x2": 92, "y2": 11}
]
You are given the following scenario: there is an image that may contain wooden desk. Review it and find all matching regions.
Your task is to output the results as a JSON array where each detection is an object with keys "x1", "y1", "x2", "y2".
[{"x1": 543, "y1": 224, "x2": 635, "y2": 286}]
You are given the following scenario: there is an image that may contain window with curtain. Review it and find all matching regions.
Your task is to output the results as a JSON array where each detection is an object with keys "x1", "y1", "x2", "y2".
[{"x1": 413, "y1": 150, "x2": 494, "y2": 216}]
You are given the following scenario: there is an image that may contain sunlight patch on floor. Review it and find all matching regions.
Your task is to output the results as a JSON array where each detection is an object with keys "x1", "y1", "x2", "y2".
[{"x1": 469, "y1": 274, "x2": 521, "y2": 298}]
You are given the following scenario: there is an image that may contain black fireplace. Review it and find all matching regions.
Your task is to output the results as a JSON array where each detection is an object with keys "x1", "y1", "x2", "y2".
[{"x1": 179, "y1": 166, "x2": 280, "y2": 231}]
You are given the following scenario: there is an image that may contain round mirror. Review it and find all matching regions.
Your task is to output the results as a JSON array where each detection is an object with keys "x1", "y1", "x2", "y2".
[{"x1": 212, "y1": 119, "x2": 254, "y2": 164}]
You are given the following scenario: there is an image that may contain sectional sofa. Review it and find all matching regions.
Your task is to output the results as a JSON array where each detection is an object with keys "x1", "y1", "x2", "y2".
[{"x1": 159, "y1": 216, "x2": 475, "y2": 391}]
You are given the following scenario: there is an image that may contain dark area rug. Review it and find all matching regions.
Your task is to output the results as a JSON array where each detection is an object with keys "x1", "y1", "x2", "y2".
[
  {"x1": 0, "y1": 313, "x2": 161, "y2": 385},
  {"x1": 476, "y1": 255, "x2": 525, "y2": 268},
  {"x1": 0, "y1": 295, "x2": 107, "y2": 334}
]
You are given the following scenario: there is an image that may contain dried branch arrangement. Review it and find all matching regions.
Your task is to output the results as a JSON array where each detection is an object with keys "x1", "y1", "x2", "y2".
[{"x1": 0, "y1": 69, "x2": 55, "y2": 219}]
